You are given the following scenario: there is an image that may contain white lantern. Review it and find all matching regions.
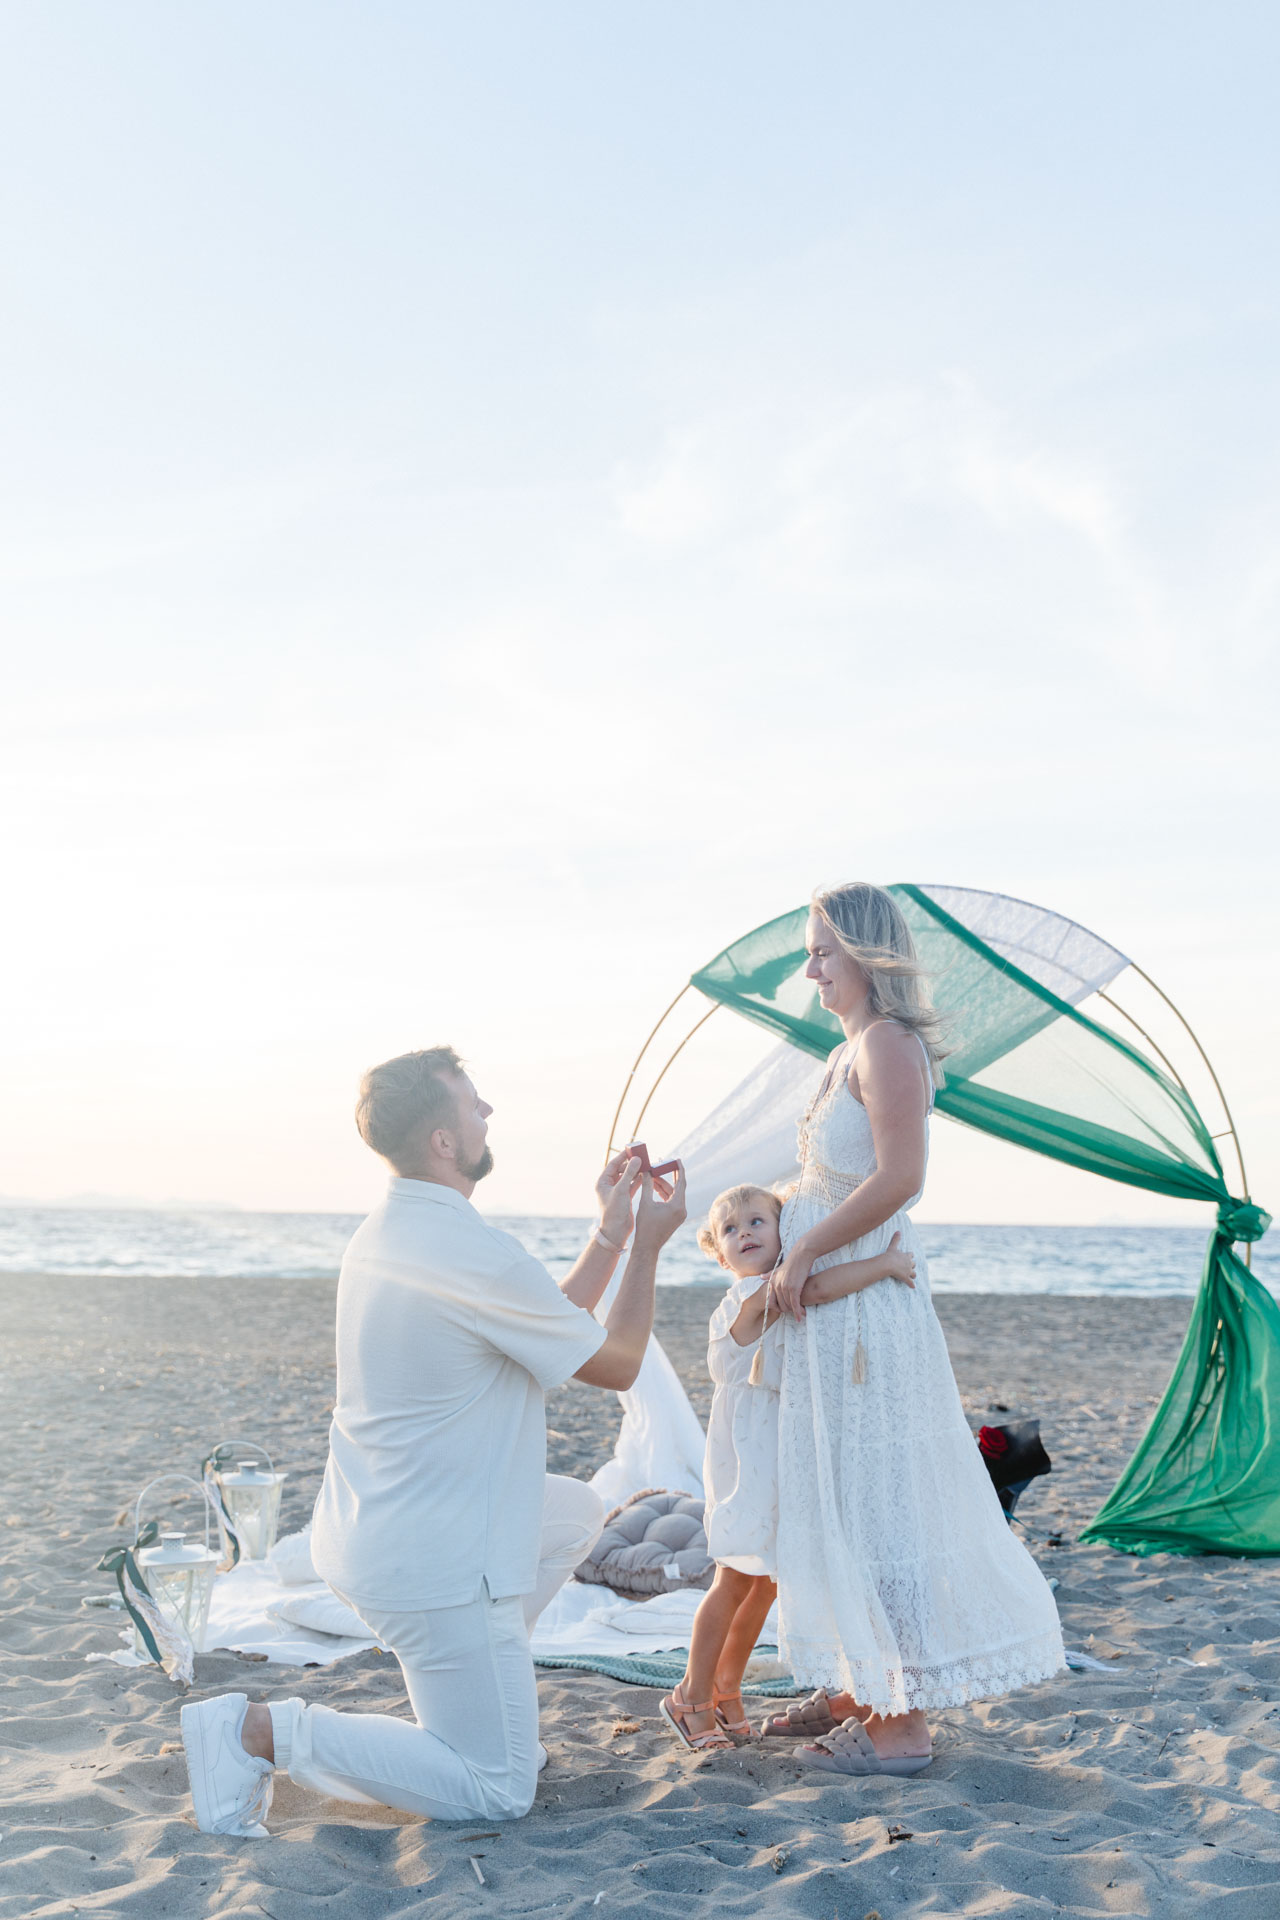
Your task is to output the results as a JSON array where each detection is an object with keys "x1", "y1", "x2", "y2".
[
  {"x1": 206, "y1": 1439, "x2": 286, "y2": 1562},
  {"x1": 134, "y1": 1530, "x2": 219, "y2": 1656},
  {"x1": 130, "y1": 1474, "x2": 220, "y2": 1657}
]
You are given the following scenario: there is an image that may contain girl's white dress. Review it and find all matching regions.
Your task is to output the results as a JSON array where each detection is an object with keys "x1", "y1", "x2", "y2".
[
  {"x1": 703, "y1": 1274, "x2": 779, "y2": 1578},
  {"x1": 776, "y1": 1032, "x2": 1065, "y2": 1715}
]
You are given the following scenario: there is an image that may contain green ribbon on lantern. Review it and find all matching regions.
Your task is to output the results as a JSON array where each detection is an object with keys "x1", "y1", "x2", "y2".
[
  {"x1": 200, "y1": 1446, "x2": 244, "y2": 1569},
  {"x1": 97, "y1": 1520, "x2": 163, "y2": 1665}
]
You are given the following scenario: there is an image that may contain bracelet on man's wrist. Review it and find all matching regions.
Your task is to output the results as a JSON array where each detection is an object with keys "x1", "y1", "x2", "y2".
[{"x1": 592, "y1": 1223, "x2": 627, "y2": 1254}]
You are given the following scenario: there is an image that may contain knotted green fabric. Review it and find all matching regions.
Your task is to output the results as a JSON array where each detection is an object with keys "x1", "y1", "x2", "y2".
[
  {"x1": 1217, "y1": 1200, "x2": 1272, "y2": 1245},
  {"x1": 690, "y1": 885, "x2": 1276, "y2": 1557}
]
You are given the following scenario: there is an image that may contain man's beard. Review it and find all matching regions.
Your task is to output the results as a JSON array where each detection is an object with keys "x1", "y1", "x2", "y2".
[{"x1": 458, "y1": 1143, "x2": 494, "y2": 1183}]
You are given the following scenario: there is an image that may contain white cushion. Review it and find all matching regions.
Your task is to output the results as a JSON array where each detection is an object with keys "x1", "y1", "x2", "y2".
[
  {"x1": 575, "y1": 1488, "x2": 712, "y2": 1597},
  {"x1": 265, "y1": 1526, "x2": 318, "y2": 1587},
  {"x1": 267, "y1": 1587, "x2": 385, "y2": 1645}
]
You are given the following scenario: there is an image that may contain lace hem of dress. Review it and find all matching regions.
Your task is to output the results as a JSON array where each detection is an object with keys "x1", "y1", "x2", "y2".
[{"x1": 779, "y1": 1628, "x2": 1067, "y2": 1716}]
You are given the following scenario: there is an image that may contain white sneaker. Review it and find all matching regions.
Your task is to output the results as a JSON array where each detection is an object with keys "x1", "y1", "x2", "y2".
[{"x1": 181, "y1": 1692, "x2": 274, "y2": 1838}]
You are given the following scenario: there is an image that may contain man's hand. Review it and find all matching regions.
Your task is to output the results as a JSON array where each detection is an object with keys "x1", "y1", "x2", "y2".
[
  {"x1": 633, "y1": 1164, "x2": 687, "y2": 1250},
  {"x1": 573, "y1": 1164, "x2": 686, "y2": 1391},
  {"x1": 596, "y1": 1149, "x2": 642, "y2": 1249}
]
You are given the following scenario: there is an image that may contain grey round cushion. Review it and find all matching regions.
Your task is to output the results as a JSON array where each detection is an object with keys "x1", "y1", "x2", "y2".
[{"x1": 575, "y1": 1488, "x2": 714, "y2": 1597}]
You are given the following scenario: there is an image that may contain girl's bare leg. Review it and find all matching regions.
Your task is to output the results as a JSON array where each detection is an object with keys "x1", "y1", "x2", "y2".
[
  {"x1": 712, "y1": 1576, "x2": 776, "y2": 1725},
  {"x1": 674, "y1": 1568, "x2": 756, "y2": 1738}
]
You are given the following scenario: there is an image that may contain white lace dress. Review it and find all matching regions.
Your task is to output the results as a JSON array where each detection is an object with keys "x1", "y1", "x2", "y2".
[
  {"x1": 776, "y1": 1035, "x2": 1065, "y2": 1715},
  {"x1": 702, "y1": 1274, "x2": 779, "y2": 1578}
]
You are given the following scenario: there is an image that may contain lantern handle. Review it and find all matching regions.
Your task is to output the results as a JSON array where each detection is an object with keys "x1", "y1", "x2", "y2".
[
  {"x1": 134, "y1": 1471, "x2": 216, "y2": 1554},
  {"x1": 207, "y1": 1437, "x2": 277, "y2": 1478}
]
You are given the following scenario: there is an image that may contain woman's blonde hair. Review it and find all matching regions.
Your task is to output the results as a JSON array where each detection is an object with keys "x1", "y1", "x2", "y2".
[
  {"x1": 696, "y1": 1184, "x2": 783, "y2": 1259},
  {"x1": 811, "y1": 881, "x2": 949, "y2": 1083}
]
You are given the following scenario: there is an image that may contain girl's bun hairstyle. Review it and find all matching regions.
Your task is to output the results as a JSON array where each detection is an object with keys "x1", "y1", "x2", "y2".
[
  {"x1": 811, "y1": 880, "x2": 949, "y2": 1083},
  {"x1": 697, "y1": 1183, "x2": 784, "y2": 1260}
]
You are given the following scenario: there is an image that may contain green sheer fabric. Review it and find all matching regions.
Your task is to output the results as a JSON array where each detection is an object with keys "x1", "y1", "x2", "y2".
[{"x1": 690, "y1": 886, "x2": 1275, "y2": 1557}]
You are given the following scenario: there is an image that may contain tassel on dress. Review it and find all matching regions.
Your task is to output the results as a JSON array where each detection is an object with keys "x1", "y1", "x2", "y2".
[{"x1": 850, "y1": 1338, "x2": 867, "y2": 1386}]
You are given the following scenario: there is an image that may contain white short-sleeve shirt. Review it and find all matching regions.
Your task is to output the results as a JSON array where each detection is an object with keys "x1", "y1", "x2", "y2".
[{"x1": 311, "y1": 1178, "x2": 607, "y2": 1610}]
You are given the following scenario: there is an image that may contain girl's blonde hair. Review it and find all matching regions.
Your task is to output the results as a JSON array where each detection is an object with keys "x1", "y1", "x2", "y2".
[
  {"x1": 812, "y1": 881, "x2": 949, "y2": 1083},
  {"x1": 696, "y1": 1183, "x2": 783, "y2": 1260}
]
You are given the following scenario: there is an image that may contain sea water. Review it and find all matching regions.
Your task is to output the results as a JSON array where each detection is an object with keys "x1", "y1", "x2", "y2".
[{"x1": 0, "y1": 1205, "x2": 1274, "y2": 1297}]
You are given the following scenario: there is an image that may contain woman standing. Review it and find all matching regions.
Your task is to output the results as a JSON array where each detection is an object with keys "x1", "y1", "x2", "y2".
[{"x1": 764, "y1": 883, "x2": 1064, "y2": 1774}]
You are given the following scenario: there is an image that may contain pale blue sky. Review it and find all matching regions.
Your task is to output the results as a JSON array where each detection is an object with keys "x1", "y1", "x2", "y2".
[{"x1": 1, "y1": 4, "x2": 1277, "y2": 1221}]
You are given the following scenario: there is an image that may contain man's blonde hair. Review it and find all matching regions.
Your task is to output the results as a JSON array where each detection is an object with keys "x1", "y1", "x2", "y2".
[
  {"x1": 696, "y1": 1184, "x2": 783, "y2": 1259},
  {"x1": 812, "y1": 881, "x2": 948, "y2": 1082},
  {"x1": 355, "y1": 1046, "x2": 465, "y2": 1169}
]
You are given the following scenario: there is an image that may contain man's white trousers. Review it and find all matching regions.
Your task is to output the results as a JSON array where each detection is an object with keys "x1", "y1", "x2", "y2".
[{"x1": 266, "y1": 1474, "x2": 605, "y2": 1821}]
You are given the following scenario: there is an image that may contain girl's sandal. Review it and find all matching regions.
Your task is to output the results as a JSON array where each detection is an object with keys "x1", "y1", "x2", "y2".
[
  {"x1": 713, "y1": 1689, "x2": 753, "y2": 1740},
  {"x1": 660, "y1": 1684, "x2": 735, "y2": 1753}
]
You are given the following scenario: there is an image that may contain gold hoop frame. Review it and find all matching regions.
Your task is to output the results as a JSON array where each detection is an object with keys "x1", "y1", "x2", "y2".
[{"x1": 604, "y1": 987, "x2": 721, "y2": 1161}]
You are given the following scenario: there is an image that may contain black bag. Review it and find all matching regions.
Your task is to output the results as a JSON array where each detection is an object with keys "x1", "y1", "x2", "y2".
[{"x1": 971, "y1": 1417, "x2": 1052, "y2": 1517}]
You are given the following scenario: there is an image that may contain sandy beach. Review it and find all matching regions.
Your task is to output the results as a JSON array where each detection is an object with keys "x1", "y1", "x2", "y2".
[{"x1": 5, "y1": 1274, "x2": 1280, "y2": 1917}]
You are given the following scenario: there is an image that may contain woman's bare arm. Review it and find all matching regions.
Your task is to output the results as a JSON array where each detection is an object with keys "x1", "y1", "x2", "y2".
[{"x1": 774, "y1": 1024, "x2": 929, "y2": 1316}]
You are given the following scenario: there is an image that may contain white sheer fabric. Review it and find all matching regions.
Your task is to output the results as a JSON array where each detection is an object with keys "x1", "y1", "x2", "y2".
[
  {"x1": 672, "y1": 1044, "x2": 823, "y2": 1221},
  {"x1": 915, "y1": 886, "x2": 1129, "y2": 1003},
  {"x1": 588, "y1": 1248, "x2": 708, "y2": 1508},
  {"x1": 588, "y1": 1331, "x2": 708, "y2": 1507},
  {"x1": 775, "y1": 1042, "x2": 1065, "y2": 1715}
]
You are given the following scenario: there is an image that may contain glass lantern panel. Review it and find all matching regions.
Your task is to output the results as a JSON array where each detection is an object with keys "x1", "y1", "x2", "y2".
[
  {"x1": 220, "y1": 1474, "x2": 284, "y2": 1560},
  {"x1": 132, "y1": 1559, "x2": 216, "y2": 1655}
]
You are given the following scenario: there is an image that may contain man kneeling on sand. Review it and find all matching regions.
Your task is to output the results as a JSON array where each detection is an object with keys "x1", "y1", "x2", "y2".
[{"x1": 181, "y1": 1046, "x2": 685, "y2": 1834}]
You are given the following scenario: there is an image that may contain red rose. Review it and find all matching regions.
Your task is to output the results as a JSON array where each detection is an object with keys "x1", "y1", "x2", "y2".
[{"x1": 978, "y1": 1425, "x2": 1010, "y2": 1458}]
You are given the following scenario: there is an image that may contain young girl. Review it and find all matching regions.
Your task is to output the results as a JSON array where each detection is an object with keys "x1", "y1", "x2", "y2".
[{"x1": 659, "y1": 1183, "x2": 915, "y2": 1751}]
